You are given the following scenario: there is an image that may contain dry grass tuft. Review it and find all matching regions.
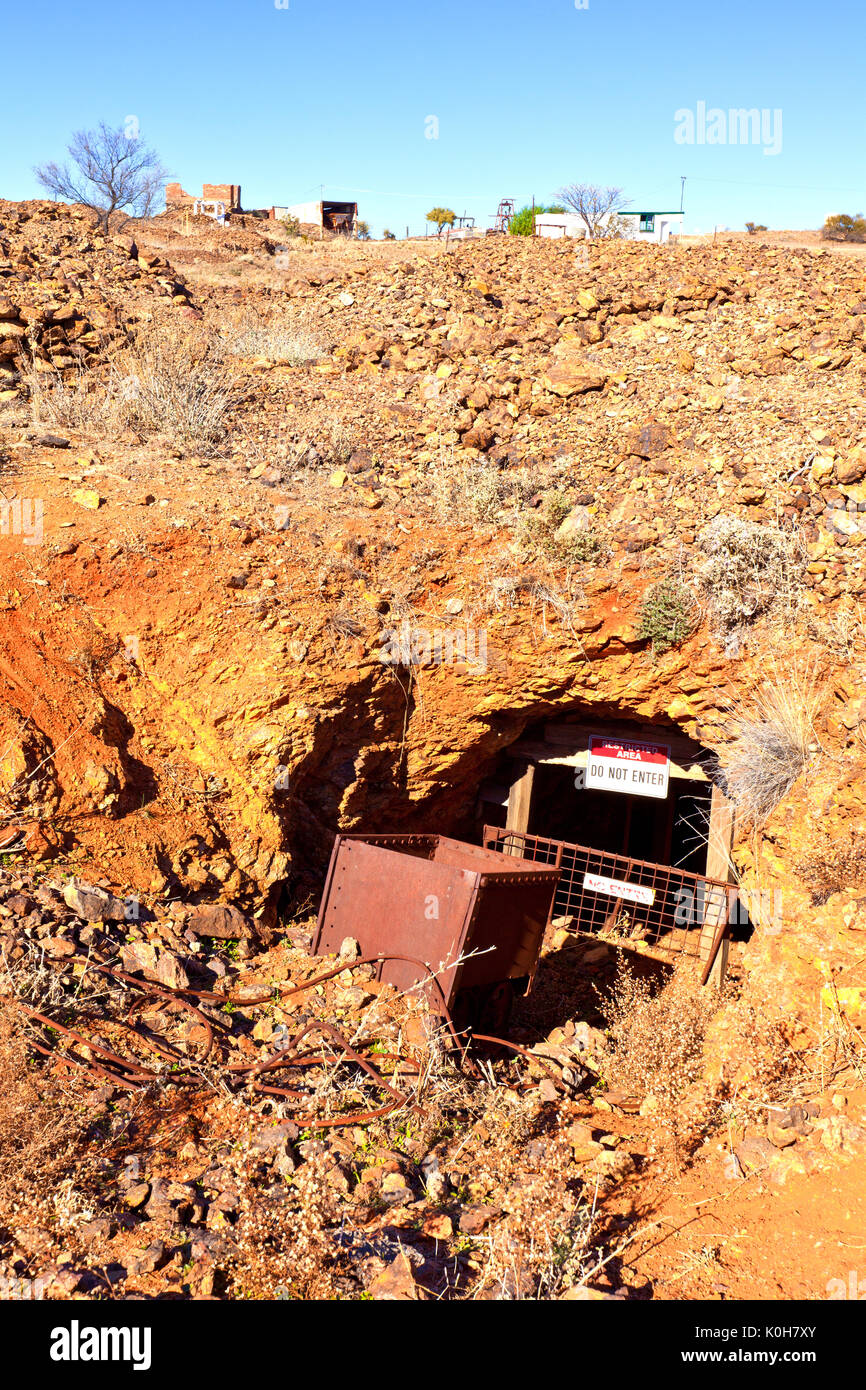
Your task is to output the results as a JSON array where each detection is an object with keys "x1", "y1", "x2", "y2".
[
  {"x1": 319, "y1": 419, "x2": 358, "y2": 467},
  {"x1": 223, "y1": 313, "x2": 325, "y2": 365},
  {"x1": 721, "y1": 662, "x2": 822, "y2": 825},
  {"x1": 601, "y1": 966, "x2": 721, "y2": 1167},
  {"x1": 114, "y1": 319, "x2": 242, "y2": 447},
  {"x1": 430, "y1": 451, "x2": 504, "y2": 523},
  {"x1": 25, "y1": 317, "x2": 242, "y2": 450},
  {"x1": 23, "y1": 362, "x2": 114, "y2": 434}
]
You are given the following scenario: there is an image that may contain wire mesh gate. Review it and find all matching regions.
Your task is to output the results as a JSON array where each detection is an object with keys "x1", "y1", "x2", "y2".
[{"x1": 483, "y1": 827, "x2": 736, "y2": 984}]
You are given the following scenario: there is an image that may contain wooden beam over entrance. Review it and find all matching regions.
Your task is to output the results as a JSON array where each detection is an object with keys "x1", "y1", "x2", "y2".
[
  {"x1": 546, "y1": 721, "x2": 709, "y2": 775},
  {"x1": 507, "y1": 724, "x2": 710, "y2": 783}
]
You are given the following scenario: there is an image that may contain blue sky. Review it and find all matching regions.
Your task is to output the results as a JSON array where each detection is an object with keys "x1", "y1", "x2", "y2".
[{"x1": 2, "y1": 0, "x2": 864, "y2": 236}]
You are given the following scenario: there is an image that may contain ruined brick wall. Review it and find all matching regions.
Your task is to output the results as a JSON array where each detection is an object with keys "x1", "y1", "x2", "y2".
[
  {"x1": 202, "y1": 184, "x2": 242, "y2": 211},
  {"x1": 164, "y1": 183, "x2": 242, "y2": 212},
  {"x1": 165, "y1": 182, "x2": 193, "y2": 207}
]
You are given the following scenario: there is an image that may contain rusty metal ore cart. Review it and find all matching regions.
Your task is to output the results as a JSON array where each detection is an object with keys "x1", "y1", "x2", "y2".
[{"x1": 313, "y1": 834, "x2": 561, "y2": 1032}]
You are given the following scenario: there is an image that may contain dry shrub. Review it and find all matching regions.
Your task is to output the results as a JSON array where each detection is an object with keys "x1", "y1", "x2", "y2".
[
  {"x1": 430, "y1": 452, "x2": 504, "y2": 523},
  {"x1": 430, "y1": 455, "x2": 590, "y2": 538},
  {"x1": 503, "y1": 463, "x2": 547, "y2": 507},
  {"x1": 805, "y1": 604, "x2": 866, "y2": 659},
  {"x1": 721, "y1": 663, "x2": 822, "y2": 825},
  {"x1": 0, "y1": 1004, "x2": 102, "y2": 1249},
  {"x1": 602, "y1": 966, "x2": 721, "y2": 1166},
  {"x1": 696, "y1": 514, "x2": 806, "y2": 636},
  {"x1": 320, "y1": 419, "x2": 357, "y2": 467},
  {"x1": 223, "y1": 313, "x2": 324, "y2": 365},
  {"x1": 226, "y1": 1150, "x2": 342, "y2": 1300},
  {"x1": 25, "y1": 317, "x2": 242, "y2": 450},
  {"x1": 485, "y1": 1149, "x2": 598, "y2": 1299},
  {"x1": 526, "y1": 578, "x2": 579, "y2": 637},
  {"x1": 466, "y1": 564, "x2": 531, "y2": 619},
  {"x1": 22, "y1": 362, "x2": 115, "y2": 434},
  {"x1": 462, "y1": 556, "x2": 585, "y2": 638},
  {"x1": 285, "y1": 418, "x2": 359, "y2": 472},
  {"x1": 513, "y1": 490, "x2": 607, "y2": 568},
  {"x1": 796, "y1": 832, "x2": 866, "y2": 904},
  {"x1": 113, "y1": 318, "x2": 242, "y2": 447},
  {"x1": 463, "y1": 1097, "x2": 600, "y2": 1299}
]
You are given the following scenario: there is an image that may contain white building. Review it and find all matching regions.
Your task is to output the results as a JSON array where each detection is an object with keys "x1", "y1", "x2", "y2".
[
  {"x1": 617, "y1": 211, "x2": 684, "y2": 243},
  {"x1": 534, "y1": 212, "x2": 589, "y2": 239},
  {"x1": 535, "y1": 209, "x2": 684, "y2": 244},
  {"x1": 269, "y1": 200, "x2": 358, "y2": 236}
]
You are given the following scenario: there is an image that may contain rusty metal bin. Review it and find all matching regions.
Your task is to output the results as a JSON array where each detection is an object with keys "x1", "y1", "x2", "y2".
[{"x1": 313, "y1": 833, "x2": 560, "y2": 1031}]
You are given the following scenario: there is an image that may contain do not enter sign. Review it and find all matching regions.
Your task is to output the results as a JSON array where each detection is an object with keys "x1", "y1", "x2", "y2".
[{"x1": 586, "y1": 735, "x2": 670, "y2": 800}]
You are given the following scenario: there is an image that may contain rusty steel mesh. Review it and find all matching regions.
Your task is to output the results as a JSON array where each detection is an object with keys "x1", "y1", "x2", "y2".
[{"x1": 483, "y1": 827, "x2": 735, "y2": 975}]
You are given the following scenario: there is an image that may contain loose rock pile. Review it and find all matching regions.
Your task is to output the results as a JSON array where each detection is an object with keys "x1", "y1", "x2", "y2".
[
  {"x1": 0, "y1": 862, "x2": 628, "y2": 1299},
  {"x1": 0, "y1": 200, "x2": 194, "y2": 392},
  {"x1": 222, "y1": 233, "x2": 866, "y2": 610}
]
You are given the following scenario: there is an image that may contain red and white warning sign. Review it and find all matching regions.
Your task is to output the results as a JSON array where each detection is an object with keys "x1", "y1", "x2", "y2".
[
  {"x1": 582, "y1": 873, "x2": 655, "y2": 907},
  {"x1": 586, "y1": 736, "x2": 670, "y2": 800}
]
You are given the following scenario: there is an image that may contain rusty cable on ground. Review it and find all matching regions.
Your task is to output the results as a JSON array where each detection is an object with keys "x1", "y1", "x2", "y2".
[
  {"x1": 7, "y1": 953, "x2": 431, "y2": 1126},
  {"x1": 7, "y1": 947, "x2": 573, "y2": 1128}
]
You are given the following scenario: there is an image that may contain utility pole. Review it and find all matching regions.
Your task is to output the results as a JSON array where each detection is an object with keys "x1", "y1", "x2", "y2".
[{"x1": 680, "y1": 176, "x2": 686, "y2": 213}]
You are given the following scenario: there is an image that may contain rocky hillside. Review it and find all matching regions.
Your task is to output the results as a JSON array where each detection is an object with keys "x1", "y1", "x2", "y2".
[
  {"x1": 227, "y1": 228, "x2": 866, "y2": 547},
  {"x1": 0, "y1": 199, "x2": 195, "y2": 392},
  {"x1": 0, "y1": 206, "x2": 863, "y2": 1000},
  {"x1": 1, "y1": 203, "x2": 865, "y2": 1301}
]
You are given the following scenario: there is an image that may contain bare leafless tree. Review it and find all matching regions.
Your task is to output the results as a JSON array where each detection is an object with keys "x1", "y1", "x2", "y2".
[
  {"x1": 556, "y1": 184, "x2": 630, "y2": 239},
  {"x1": 35, "y1": 122, "x2": 170, "y2": 230}
]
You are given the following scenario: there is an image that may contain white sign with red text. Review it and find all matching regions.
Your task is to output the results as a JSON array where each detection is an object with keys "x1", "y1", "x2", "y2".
[
  {"x1": 582, "y1": 873, "x2": 655, "y2": 907},
  {"x1": 586, "y1": 736, "x2": 670, "y2": 800}
]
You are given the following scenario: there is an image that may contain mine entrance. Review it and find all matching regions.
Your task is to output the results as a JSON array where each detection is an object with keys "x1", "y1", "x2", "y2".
[
  {"x1": 478, "y1": 718, "x2": 736, "y2": 984},
  {"x1": 486, "y1": 719, "x2": 725, "y2": 877},
  {"x1": 528, "y1": 764, "x2": 713, "y2": 874}
]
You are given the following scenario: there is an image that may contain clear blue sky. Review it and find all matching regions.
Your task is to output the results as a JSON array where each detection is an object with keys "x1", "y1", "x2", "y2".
[{"x1": 2, "y1": 0, "x2": 864, "y2": 236}]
